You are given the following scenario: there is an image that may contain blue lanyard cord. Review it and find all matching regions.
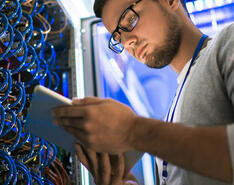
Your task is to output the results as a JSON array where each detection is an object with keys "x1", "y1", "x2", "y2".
[
  {"x1": 162, "y1": 34, "x2": 208, "y2": 183},
  {"x1": 165, "y1": 34, "x2": 208, "y2": 123}
]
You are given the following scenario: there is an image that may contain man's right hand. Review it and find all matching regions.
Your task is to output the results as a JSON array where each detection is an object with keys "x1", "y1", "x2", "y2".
[{"x1": 75, "y1": 143, "x2": 138, "y2": 185}]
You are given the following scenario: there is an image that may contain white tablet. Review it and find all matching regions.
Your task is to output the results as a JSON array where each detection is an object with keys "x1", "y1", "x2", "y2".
[
  {"x1": 25, "y1": 85, "x2": 143, "y2": 173},
  {"x1": 24, "y1": 85, "x2": 77, "y2": 153}
]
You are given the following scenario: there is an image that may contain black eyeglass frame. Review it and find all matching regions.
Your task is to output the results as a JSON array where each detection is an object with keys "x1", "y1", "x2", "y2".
[{"x1": 108, "y1": 0, "x2": 142, "y2": 54}]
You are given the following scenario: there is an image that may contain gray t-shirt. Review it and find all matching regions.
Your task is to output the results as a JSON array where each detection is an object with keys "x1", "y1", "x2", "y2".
[{"x1": 158, "y1": 23, "x2": 234, "y2": 185}]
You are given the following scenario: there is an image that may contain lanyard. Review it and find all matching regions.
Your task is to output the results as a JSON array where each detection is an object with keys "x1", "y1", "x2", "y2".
[
  {"x1": 165, "y1": 34, "x2": 208, "y2": 123},
  {"x1": 162, "y1": 34, "x2": 208, "y2": 185}
]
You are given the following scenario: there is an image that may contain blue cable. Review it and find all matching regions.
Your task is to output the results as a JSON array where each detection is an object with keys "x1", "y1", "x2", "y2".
[
  {"x1": 19, "y1": 0, "x2": 27, "y2": 3},
  {"x1": 15, "y1": 160, "x2": 33, "y2": 185},
  {"x1": 28, "y1": 0, "x2": 38, "y2": 16},
  {"x1": 14, "y1": 82, "x2": 26, "y2": 114},
  {"x1": 0, "y1": 109, "x2": 16, "y2": 137},
  {"x1": 0, "y1": 104, "x2": 6, "y2": 136},
  {"x1": 42, "y1": 8, "x2": 49, "y2": 22},
  {"x1": 35, "y1": 58, "x2": 49, "y2": 83},
  {"x1": 0, "y1": 68, "x2": 9, "y2": 92},
  {"x1": 0, "y1": 68, "x2": 12, "y2": 103},
  {"x1": 10, "y1": 4, "x2": 22, "y2": 28},
  {"x1": 23, "y1": 133, "x2": 35, "y2": 163},
  {"x1": 17, "y1": 12, "x2": 33, "y2": 39},
  {"x1": 0, "y1": 149, "x2": 17, "y2": 185},
  {"x1": 41, "y1": 68, "x2": 51, "y2": 88},
  {"x1": 52, "y1": 71, "x2": 60, "y2": 91},
  {"x1": 44, "y1": 42, "x2": 56, "y2": 67},
  {"x1": 42, "y1": 178, "x2": 54, "y2": 185},
  {"x1": 24, "y1": 23, "x2": 33, "y2": 43},
  {"x1": 47, "y1": 143, "x2": 57, "y2": 166},
  {"x1": 35, "y1": 2, "x2": 44, "y2": 15},
  {"x1": 2, "y1": 0, "x2": 19, "y2": 20},
  {"x1": 30, "y1": 27, "x2": 44, "y2": 50},
  {"x1": 0, "y1": 12, "x2": 8, "y2": 38},
  {"x1": 30, "y1": 171, "x2": 43, "y2": 185},
  {"x1": 49, "y1": 16, "x2": 54, "y2": 26},
  {"x1": 11, "y1": 41, "x2": 28, "y2": 74},
  {"x1": 39, "y1": 142, "x2": 47, "y2": 169},
  {"x1": 24, "y1": 57, "x2": 40, "y2": 87},
  {"x1": 40, "y1": 140, "x2": 50, "y2": 168},
  {"x1": 5, "y1": 28, "x2": 24, "y2": 58},
  {"x1": 8, "y1": 117, "x2": 22, "y2": 152},
  {"x1": 30, "y1": 137, "x2": 44, "y2": 159},
  {"x1": 8, "y1": 82, "x2": 24, "y2": 109},
  {"x1": 15, "y1": 132, "x2": 30, "y2": 149},
  {"x1": 0, "y1": 21, "x2": 14, "y2": 60},
  {"x1": 0, "y1": 0, "x2": 6, "y2": 11},
  {"x1": 20, "y1": 44, "x2": 37, "y2": 71}
]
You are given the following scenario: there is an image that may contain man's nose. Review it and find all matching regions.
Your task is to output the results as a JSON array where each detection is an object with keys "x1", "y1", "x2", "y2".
[{"x1": 121, "y1": 32, "x2": 138, "y2": 50}]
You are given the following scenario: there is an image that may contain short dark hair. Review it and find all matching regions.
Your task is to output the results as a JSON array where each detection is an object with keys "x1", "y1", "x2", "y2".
[
  {"x1": 93, "y1": 0, "x2": 107, "y2": 18},
  {"x1": 93, "y1": 0, "x2": 187, "y2": 18}
]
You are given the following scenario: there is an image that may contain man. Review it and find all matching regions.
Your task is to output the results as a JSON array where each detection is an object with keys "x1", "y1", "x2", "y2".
[{"x1": 52, "y1": 0, "x2": 234, "y2": 184}]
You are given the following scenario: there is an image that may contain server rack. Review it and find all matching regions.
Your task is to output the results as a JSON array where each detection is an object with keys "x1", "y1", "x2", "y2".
[{"x1": 0, "y1": 0, "x2": 83, "y2": 184}]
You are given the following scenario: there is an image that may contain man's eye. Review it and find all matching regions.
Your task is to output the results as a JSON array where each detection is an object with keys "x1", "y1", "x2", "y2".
[{"x1": 129, "y1": 15, "x2": 136, "y2": 25}]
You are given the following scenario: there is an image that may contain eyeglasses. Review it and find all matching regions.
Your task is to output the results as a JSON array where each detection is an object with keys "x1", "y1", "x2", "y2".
[{"x1": 109, "y1": 0, "x2": 142, "y2": 54}]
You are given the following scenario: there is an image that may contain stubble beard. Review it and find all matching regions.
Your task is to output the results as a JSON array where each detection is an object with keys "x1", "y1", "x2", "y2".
[{"x1": 145, "y1": 13, "x2": 182, "y2": 69}]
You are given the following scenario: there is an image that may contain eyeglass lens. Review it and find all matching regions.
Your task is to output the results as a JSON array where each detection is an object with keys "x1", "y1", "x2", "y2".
[{"x1": 110, "y1": 8, "x2": 139, "y2": 53}]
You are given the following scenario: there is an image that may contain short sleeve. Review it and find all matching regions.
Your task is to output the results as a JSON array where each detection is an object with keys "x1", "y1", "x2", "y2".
[
  {"x1": 218, "y1": 23, "x2": 234, "y2": 184},
  {"x1": 227, "y1": 124, "x2": 234, "y2": 184},
  {"x1": 216, "y1": 23, "x2": 234, "y2": 105}
]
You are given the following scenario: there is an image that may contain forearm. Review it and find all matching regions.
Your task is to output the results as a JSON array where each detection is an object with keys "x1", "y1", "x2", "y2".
[{"x1": 129, "y1": 116, "x2": 232, "y2": 182}]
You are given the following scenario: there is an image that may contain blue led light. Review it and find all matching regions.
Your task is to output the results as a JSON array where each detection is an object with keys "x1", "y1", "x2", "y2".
[{"x1": 186, "y1": 0, "x2": 234, "y2": 36}]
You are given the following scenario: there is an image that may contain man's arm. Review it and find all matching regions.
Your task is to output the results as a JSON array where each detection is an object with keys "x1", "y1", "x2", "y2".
[
  {"x1": 130, "y1": 116, "x2": 232, "y2": 183},
  {"x1": 52, "y1": 97, "x2": 233, "y2": 183}
]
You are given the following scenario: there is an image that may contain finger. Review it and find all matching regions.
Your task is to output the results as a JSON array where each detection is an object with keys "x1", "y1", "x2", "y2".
[
  {"x1": 75, "y1": 143, "x2": 92, "y2": 172},
  {"x1": 110, "y1": 154, "x2": 125, "y2": 183},
  {"x1": 85, "y1": 148, "x2": 100, "y2": 184},
  {"x1": 59, "y1": 124, "x2": 87, "y2": 138},
  {"x1": 72, "y1": 97, "x2": 105, "y2": 106},
  {"x1": 51, "y1": 106, "x2": 86, "y2": 118},
  {"x1": 99, "y1": 153, "x2": 111, "y2": 185},
  {"x1": 53, "y1": 117, "x2": 85, "y2": 128},
  {"x1": 58, "y1": 124, "x2": 91, "y2": 147}
]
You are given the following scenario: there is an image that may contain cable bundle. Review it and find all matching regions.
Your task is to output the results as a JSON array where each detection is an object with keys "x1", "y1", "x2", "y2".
[{"x1": 0, "y1": 0, "x2": 71, "y2": 184}]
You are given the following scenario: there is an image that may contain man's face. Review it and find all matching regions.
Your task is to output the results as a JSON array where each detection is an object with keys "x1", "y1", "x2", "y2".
[{"x1": 102, "y1": 0, "x2": 182, "y2": 68}]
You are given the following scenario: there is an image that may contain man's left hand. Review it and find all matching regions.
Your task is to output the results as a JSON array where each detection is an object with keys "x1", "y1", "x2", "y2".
[{"x1": 51, "y1": 97, "x2": 137, "y2": 154}]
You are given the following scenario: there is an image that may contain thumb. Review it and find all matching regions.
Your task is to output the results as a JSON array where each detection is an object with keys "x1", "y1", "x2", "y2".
[{"x1": 72, "y1": 97, "x2": 105, "y2": 105}]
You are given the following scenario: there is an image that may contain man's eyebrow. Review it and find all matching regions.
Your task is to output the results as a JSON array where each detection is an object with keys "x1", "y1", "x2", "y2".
[{"x1": 120, "y1": 9, "x2": 129, "y2": 20}]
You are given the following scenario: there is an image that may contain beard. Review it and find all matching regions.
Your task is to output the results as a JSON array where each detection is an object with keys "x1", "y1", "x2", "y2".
[{"x1": 145, "y1": 12, "x2": 182, "y2": 68}]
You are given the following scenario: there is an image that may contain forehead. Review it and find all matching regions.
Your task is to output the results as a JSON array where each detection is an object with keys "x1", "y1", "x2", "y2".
[{"x1": 102, "y1": 0, "x2": 136, "y2": 33}]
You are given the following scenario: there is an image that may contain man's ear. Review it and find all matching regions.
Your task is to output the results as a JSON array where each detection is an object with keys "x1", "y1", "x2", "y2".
[{"x1": 168, "y1": 0, "x2": 180, "y2": 10}]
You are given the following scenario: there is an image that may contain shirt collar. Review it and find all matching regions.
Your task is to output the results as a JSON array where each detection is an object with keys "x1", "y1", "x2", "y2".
[{"x1": 177, "y1": 60, "x2": 191, "y2": 85}]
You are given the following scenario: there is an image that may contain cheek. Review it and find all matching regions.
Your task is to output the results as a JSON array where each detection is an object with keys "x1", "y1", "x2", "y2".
[{"x1": 135, "y1": 4, "x2": 169, "y2": 45}]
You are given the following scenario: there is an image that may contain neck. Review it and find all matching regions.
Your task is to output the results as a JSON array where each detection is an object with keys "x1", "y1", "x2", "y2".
[{"x1": 169, "y1": 22, "x2": 210, "y2": 74}]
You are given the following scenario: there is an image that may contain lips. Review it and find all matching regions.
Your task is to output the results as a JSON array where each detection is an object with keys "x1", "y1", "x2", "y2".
[{"x1": 136, "y1": 44, "x2": 148, "y2": 59}]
